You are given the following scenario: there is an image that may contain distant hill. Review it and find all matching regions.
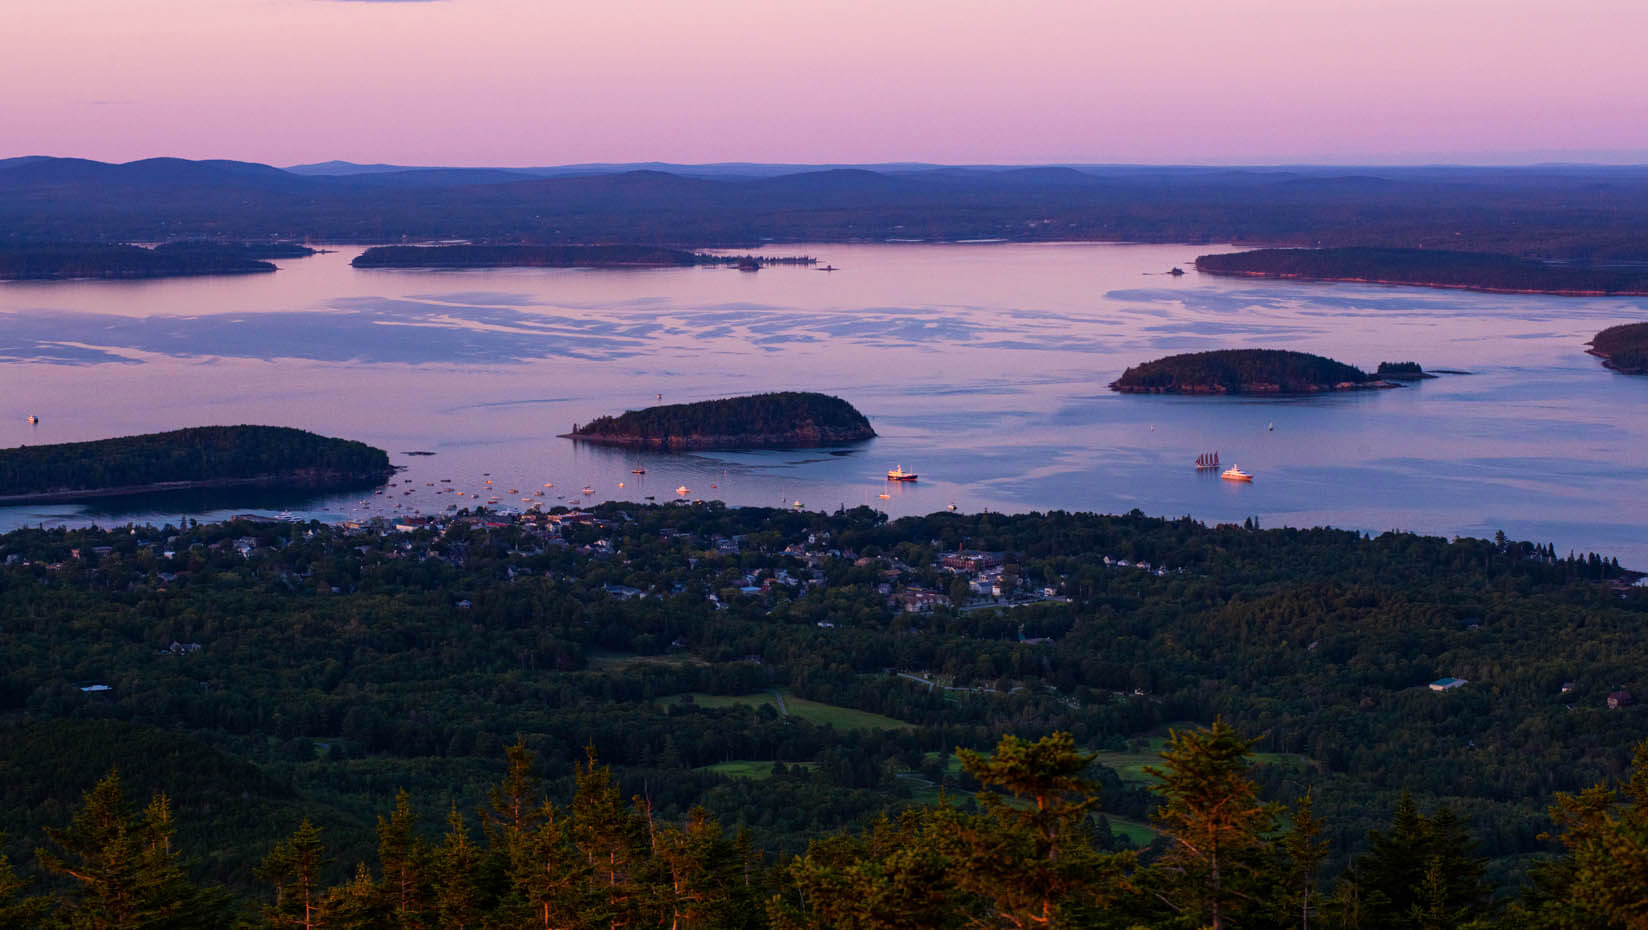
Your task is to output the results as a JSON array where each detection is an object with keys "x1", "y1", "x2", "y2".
[
  {"x1": 1111, "y1": 349, "x2": 1385, "y2": 395},
  {"x1": 0, "y1": 426, "x2": 392, "y2": 502},
  {"x1": 1196, "y1": 247, "x2": 1648, "y2": 295},
  {"x1": 565, "y1": 392, "x2": 876, "y2": 449},
  {"x1": 1587, "y1": 322, "x2": 1648, "y2": 374},
  {"x1": 13, "y1": 156, "x2": 1648, "y2": 259}
]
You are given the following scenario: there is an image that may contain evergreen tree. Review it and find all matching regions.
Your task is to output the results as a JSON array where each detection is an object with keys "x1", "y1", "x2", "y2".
[
  {"x1": 948, "y1": 731, "x2": 1134, "y2": 929},
  {"x1": 1146, "y1": 720, "x2": 1274, "y2": 930},
  {"x1": 374, "y1": 791, "x2": 429, "y2": 928},
  {"x1": 1283, "y1": 792, "x2": 1330, "y2": 930},
  {"x1": 571, "y1": 747, "x2": 648, "y2": 930},
  {"x1": 0, "y1": 842, "x2": 49, "y2": 930},
  {"x1": 1527, "y1": 739, "x2": 1648, "y2": 928},
  {"x1": 38, "y1": 772, "x2": 224, "y2": 930},
  {"x1": 1354, "y1": 793, "x2": 1428, "y2": 929},
  {"x1": 258, "y1": 819, "x2": 330, "y2": 930},
  {"x1": 772, "y1": 810, "x2": 964, "y2": 930},
  {"x1": 432, "y1": 806, "x2": 481, "y2": 930}
]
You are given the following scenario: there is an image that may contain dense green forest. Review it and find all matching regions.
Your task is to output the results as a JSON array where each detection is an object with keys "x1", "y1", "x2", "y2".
[
  {"x1": 5, "y1": 725, "x2": 1646, "y2": 929},
  {"x1": 0, "y1": 242, "x2": 287, "y2": 279},
  {"x1": 0, "y1": 501, "x2": 1643, "y2": 922},
  {"x1": 1587, "y1": 322, "x2": 1648, "y2": 374},
  {"x1": 1110, "y1": 350, "x2": 1374, "y2": 394},
  {"x1": 567, "y1": 393, "x2": 876, "y2": 448},
  {"x1": 1195, "y1": 248, "x2": 1648, "y2": 296},
  {"x1": 0, "y1": 426, "x2": 392, "y2": 500}
]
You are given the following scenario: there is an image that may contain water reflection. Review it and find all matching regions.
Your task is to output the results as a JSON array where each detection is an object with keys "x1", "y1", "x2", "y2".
[{"x1": 2, "y1": 243, "x2": 1646, "y2": 566}]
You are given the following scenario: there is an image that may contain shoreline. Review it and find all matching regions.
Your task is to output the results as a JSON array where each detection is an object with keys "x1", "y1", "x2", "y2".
[
  {"x1": 1198, "y1": 268, "x2": 1648, "y2": 298},
  {"x1": 1110, "y1": 380, "x2": 1402, "y2": 395},
  {"x1": 0, "y1": 470, "x2": 389, "y2": 506},
  {"x1": 561, "y1": 431, "x2": 875, "y2": 450},
  {"x1": 1586, "y1": 348, "x2": 1648, "y2": 375}
]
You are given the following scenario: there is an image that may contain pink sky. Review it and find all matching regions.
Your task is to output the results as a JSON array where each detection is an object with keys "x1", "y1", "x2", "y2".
[{"x1": 6, "y1": 0, "x2": 1647, "y2": 166}]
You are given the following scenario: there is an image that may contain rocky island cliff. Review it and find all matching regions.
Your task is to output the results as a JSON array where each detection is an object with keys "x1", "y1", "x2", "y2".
[{"x1": 563, "y1": 392, "x2": 876, "y2": 449}]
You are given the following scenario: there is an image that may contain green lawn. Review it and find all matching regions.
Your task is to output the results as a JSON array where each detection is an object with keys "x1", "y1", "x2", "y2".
[
  {"x1": 1104, "y1": 815, "x2": 1161, "y2": 846},
  {"x1": 662, "y1": 692, "x2": 912, "y2": 731},
  {"x1": 586, "y1": 649, "x2": 706, "y2": 671},
  {"x1": 1092, "y1": 729, "x2": 1309, "y2": 786},
  {"x1": 698, "y1": 760, "x2": 819, "y2": 779}
]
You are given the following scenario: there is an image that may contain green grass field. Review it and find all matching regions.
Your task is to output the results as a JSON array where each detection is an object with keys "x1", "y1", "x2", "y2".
[
  {"x1": 697, "y1": 760, "x2": 819, "y2": 779},
  {"x1": 661, "y1": 691, "x2": 912, "y2": 731},
  {"x1": 1092, "y1": 728, "x2": 1308, "y2": 786},
  {"x1": 586, "y1": 649, "x2": 706, "y2": 671}
]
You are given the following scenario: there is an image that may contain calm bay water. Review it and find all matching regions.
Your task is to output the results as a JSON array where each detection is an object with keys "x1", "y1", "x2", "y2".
[{"x1": 2, "y1": 243, "x2": 1645, "y2": 565}]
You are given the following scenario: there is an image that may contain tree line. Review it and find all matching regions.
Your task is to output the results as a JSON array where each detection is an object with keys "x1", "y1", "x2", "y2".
[{"x1": 4, "y1": 726, "x2": 1647, "y2": 929}]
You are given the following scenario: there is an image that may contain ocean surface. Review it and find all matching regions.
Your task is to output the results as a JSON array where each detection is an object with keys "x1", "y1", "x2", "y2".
[{"x1": 2, "y1": 243, "x2": 1645, "y2": 566}]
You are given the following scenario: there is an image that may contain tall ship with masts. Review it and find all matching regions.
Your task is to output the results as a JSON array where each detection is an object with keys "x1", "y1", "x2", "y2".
[{"x1": 1195, "y1": 451, "x2": 1220, "y2": 470}]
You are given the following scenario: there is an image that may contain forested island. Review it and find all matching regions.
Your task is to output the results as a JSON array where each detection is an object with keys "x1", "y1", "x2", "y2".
[
  {"x1": 0, "y1": 426, "x2": 392, "y2": 502},
  {"x1": 1195, "y1": 247, "x2": 1648, "y2": 296},
  {"x1": 565, "y1": 392, "x2": 876, "y2": 449},
  {"x1": 0, "y1": 241, "x2": 312, "y2": 280},
  {"x1": 1587, "y1": 322, "x2": 1648, "y2": 374},
  {"x1": 1111, "y1": 349, "x2": 1390, "y2": 394},
  {"x1": 0, "y1": 503, "x2": 1642, "y2": 927},
  {"x1": 351, "y1": 244, "x2": 815, "y2": 269},
  {"x1": 1375, "y1": 360, "x2": 1434, "y2": 380}
]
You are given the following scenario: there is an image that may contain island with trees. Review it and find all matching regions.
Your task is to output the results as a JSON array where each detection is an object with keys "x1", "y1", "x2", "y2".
[
  {"x1": 1587, "y1": 322, "x2": 1648, "y2": 374},
  {"x1": 1375, "y1": 360, "x2": 1435, "y2": 380},
  {"x1": 1111, "y1": 348, "x2": 1394, "y2": 394},
  {"x1": 0, "y1": 425, "x2": 393, "y2": 503},
  {"x1": 0, "y1": 241, "x2": 314, "y2": 280},
  {"x1": 564, "y1": 392, "x2": 876, "y2": 449},
  {"x1": 1195, "y1": 247, "x2": 1648, "y2": 296},
  {"x1": 351, "y1": 244, "x2": 815, "y2": 269}
]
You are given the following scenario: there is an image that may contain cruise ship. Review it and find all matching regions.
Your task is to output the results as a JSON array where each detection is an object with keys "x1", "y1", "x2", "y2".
[
  {"x1": 886, "y1": 465, "x2": 919, "y2": 481},
  {"x1": 1220, "y1": 465, "x2": 1254, "y2": 483}
]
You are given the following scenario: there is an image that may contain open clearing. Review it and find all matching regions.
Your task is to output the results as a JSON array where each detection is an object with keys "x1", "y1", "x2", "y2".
[{"x1": 662, "y1": 691, "x2": 912, "y2": 731}]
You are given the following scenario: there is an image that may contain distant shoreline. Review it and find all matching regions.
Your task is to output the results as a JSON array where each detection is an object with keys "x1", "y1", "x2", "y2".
[
  {"x1": 1196, "y1": 248, "x2": 1648, "y2": 297},
  {"x1": 0, "y1": 471, "x2": 379, "y2": 505},
  {"x1": 1200, "y1": 269, "x2": 1648, "y2": 298}
]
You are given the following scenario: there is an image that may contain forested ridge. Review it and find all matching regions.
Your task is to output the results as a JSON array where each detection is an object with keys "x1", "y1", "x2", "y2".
[
  {"x1": 0, "y1": 426, "x2": 392, "y2": 499},
  {"x1": 0, "y1": 502, "x2": 1644, "y2": 927},
  {"x1": 1587, "y1": 322, "x2": 1648, "y2": 374},
  {"x1": 19, "y1": 157, "x2": 1648, "y2": 262},
  {"x1": 0, "y1": 241, "x2": 300, "y2": 279},
  {"x1": 1110, "y1": 350, "x2": 1373, "y2": 394},
  {"x1": 351, "y1": 245, "x2": 706, "y2": 269},
  {"x1": 568, "y1": 393, "x2": 876, "y2": 448},
  {"x1": 1195, "y1": 248, "x2": 1648, "y2": 295}
]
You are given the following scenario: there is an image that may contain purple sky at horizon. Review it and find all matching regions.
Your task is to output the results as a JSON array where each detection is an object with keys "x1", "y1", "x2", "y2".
[{"x1": 6, "y1": 0, "x2": 1648, "y2": 166}]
